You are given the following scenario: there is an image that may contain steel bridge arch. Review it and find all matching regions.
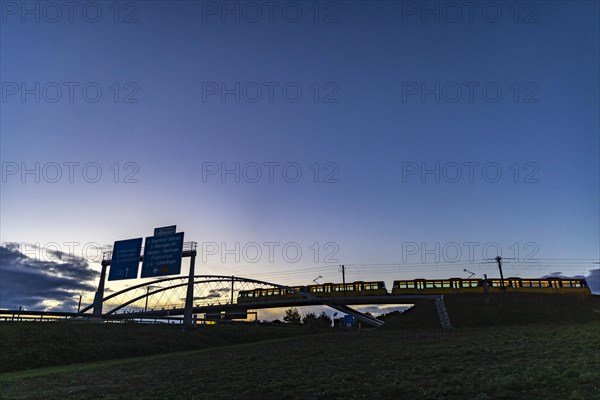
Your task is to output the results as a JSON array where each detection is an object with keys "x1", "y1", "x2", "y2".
[
  {"x1": 80, "y1": 274, "x2": 385, "y2": 327},
  {"x1": 80, "y1": 275, "x2": 313, "y2": 315}
]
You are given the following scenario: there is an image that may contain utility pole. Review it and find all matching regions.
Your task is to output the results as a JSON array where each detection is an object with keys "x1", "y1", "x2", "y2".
[
  {"x1": 339, "y1": 265, "x2": 346, "y2": 293},
  {"x1": 495, "y1": 256, "x2": 505, "y2": 289}
]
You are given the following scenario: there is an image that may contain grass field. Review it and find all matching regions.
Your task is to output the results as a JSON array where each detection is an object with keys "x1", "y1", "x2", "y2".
[
  {"x1": 1, "y1": 322, "x2": 599, "y2": 399},
  {"x1": 1, "y1": 295, "x2": 599, "y2": 399},
  {"x1": 0, "y1": 322, "x2": 313, "y2": 373}
]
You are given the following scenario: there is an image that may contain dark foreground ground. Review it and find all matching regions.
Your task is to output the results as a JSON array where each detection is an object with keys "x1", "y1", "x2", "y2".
[
  {"x1": 1, "y1": 322, "x2": 599, "y2": 400},
  {"x1": 0, "y1": 322, "x2": 313, "y2": 373},
  {"x1": 1, "y1": 295, "x2": 599, "y2": 399}
]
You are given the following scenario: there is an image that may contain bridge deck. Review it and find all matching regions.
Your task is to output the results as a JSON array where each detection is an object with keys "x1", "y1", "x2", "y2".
[{"x1": 108, "y1": 294, "x2": 441, "y2": 319}]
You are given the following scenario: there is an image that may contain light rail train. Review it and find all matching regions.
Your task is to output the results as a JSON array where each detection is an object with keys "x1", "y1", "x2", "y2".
[{"x1": 237, "y1": 277, "x2": 591, "y2": 303}]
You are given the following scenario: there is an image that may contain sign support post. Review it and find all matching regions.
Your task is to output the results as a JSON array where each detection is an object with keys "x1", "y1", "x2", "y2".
[
  {"x1": 183, "y1": 250, "x2": 196, "y2": 326},
  {"x1": 93, "y1": 260, "x2": 109, "y2": 317}
]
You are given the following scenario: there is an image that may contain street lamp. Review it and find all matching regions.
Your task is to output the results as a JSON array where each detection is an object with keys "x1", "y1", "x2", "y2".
[
  {"x1": 77, "y1": 294, "x2": 85, "y2": 313},
  {"x1": 144, "y1": 285, "x2": 158, "y2": 312}
]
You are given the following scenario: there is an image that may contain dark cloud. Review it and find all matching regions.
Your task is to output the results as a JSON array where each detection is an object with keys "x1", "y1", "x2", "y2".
[
  {"x1": 585, "y1": 269, "x2": 600, "y2": 295},
  {"x1": 542, "y1": 269, "x2": 600, "y2": 295},
  {"x1": 541, "y1": 272, "x2": 586, "y2": 279},
  {"x1": 0, "y1": 243, "x2": 99, "y2": 311}
]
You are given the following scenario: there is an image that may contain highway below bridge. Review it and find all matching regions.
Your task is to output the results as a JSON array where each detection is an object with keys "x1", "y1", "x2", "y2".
[{"x1": 107, "y1": 294, "x2": 452, "y2": 329}]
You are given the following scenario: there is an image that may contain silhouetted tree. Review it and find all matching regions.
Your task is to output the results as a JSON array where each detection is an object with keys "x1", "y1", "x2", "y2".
[
  {"x1": 318, "y1": 311, "x2": 332, "y2": 327},
  {"x1": 302, "y1": 311, "x2": 318, "y2": 325},
  {"x1": 283, "y1": 307, "x2": 301, "y2": 324},
  {"x1": 303, "y1": 311, "x2": 332, "y2": 328}
]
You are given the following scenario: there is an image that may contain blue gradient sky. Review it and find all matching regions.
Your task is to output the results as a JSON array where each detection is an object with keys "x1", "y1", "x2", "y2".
[{"x1": 1, "y1": 1, "x2": 598, "y2": 297}]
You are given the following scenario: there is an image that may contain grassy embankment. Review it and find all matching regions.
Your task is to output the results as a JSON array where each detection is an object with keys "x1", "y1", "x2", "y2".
[
  {"x1": 0, "y1": 322, "x2": 313, "y2": 373},
  {"x1": 1, "y1": 294, "x2": 598, "y2": 399}
]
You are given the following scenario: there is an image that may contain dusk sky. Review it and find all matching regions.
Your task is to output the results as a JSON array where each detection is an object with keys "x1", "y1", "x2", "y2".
[{"x1": 1, "y1": 1, "x2": 598, "y2": 310}]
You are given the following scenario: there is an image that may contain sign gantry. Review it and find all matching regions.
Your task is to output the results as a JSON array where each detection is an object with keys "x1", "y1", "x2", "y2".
[{"x1": 93, "y1": 226, "x2": 194, "y2": 322}]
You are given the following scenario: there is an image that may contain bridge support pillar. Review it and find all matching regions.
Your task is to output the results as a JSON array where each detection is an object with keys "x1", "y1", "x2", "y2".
[{"x1": 183, "y1": 251, "x2": 197, "y2": 326}]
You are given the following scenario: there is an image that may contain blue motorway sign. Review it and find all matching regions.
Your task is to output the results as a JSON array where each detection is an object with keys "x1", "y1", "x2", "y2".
[
  {"x1": 140, "y1": 232, "x2": 184, "y2": 278},
  {"x1": 344, "y1": 314, "x2": 354, "y2": 327},
  {"x1": 154, "y1": 225, "x2": 176, "y2": 236},
  {"x1": 108, "y1": 238, "x2": 143, "y2": 281}
]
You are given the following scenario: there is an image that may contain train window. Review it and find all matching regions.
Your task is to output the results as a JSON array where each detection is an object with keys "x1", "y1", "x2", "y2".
[
  {"x1": 425, "y1": 282, "x2": 434, "y2": 288},
  {"x1": 346, "y1": 285, "x2": 354, "y2": 291},
  {"x1": 522, "y1": 281, "x2": 530, "y2": 287},
  {"x1": 574, "y1": 281, "x2": 581, "y2": 287},
  {"x1": 442, "y1": 282, "x2": 450, "y2": 288},
  {"x1": 531, "y1": 281, "x2": 540, "y2": 287},
  {"x1": 407, "y1": 283, "x2": 415, "y2": 289}
]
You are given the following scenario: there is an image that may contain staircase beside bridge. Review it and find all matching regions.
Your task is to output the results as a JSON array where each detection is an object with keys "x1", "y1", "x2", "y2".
[{"x1": 435, "y1": 296, "x2": 452, "y2": 329}]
